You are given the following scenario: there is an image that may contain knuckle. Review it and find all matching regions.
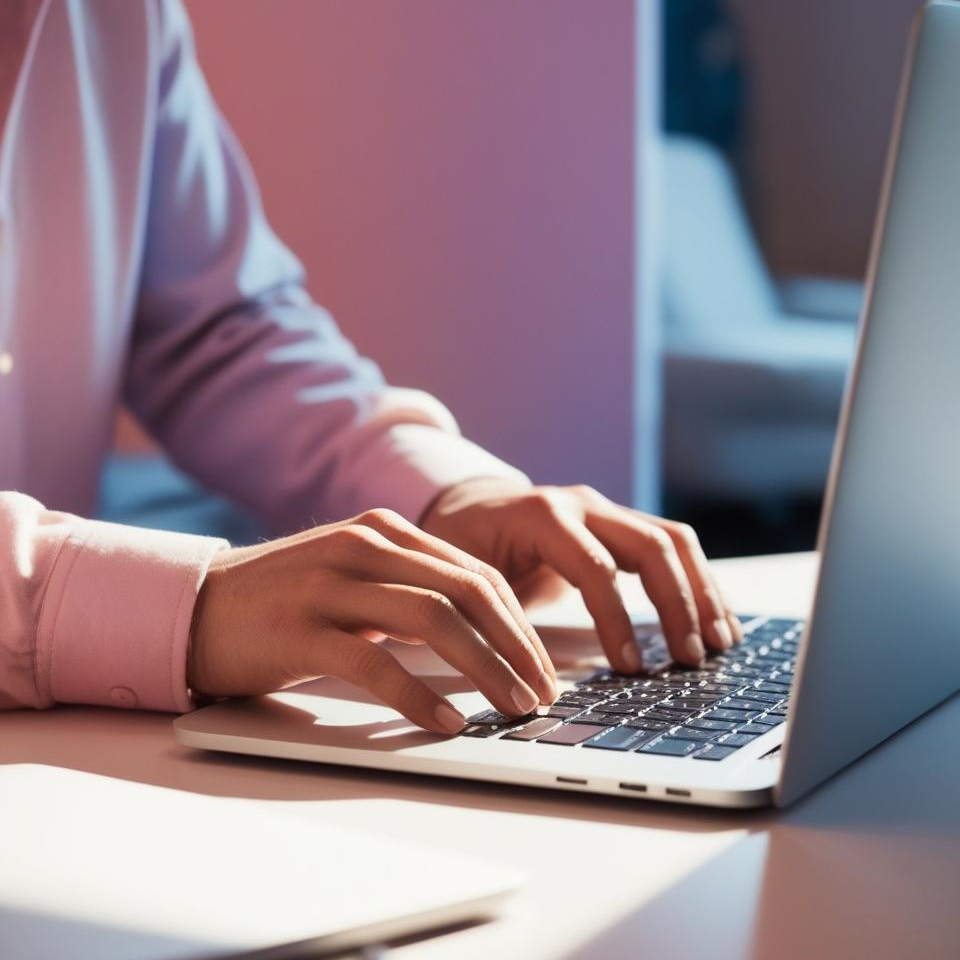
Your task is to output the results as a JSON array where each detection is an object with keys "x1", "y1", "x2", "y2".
[
  {"x1": 465, "y1": 557, "x2": 511, "y2": 598},
  {"x1": 672, "y1": 584, "x2": 699, "y2": 622},
  {"x1": 394, "y1": 672, "x2": 428, "y2": 709},
  {"x1": 583, "y1": 550, "x2": 617, "y2": 580},
  {"x1": 475, "y1": 647, "x2": 509, "y2": 684},
  {"x1": 644, "y1": 526, "x2": 676, "y2": 557},
  {"x1": 448, "y1": 550, "x2": 486, "y2": 578},
  {"x1": 701, "y1": 583, "x2": 724, "y2": 610},
  {"x1": 571, "y1": 483, "x2": 602, "y2": 504},
  {"x1": 414, "y1": 590, "x2": 459, "y2": 629},
  {"x1": 335, "y1": 640, "x2": 384, "y2": 681},
  {"x1": 357, "y1": 507, "x2": 405, "y2": 530},
  {"x1": 457, "y1": 572, "x2": 498, "y2": 606},
  {"x1": 483, "y1": 562, "x2": 513, "y2": 594},
  {"x1": 527, "y1": 489, "x2": 561, "y2": 517},
  {"x1": 671, "y1": 521, "x2": 700, "y2": 549},
  {"x1": 329, "y1": 524, "x2": 379, "y2": 558}
]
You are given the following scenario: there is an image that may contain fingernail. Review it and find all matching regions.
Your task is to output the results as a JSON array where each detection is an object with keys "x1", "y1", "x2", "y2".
[
  {"x1": 683, "y1": 632, "x2": 705, "y2": 664},
  {"x1": 536, "y1": 669, "x2": 558, "y2": 703},
  {"x1": 434, "y1": 703, "x2": 465, "y2": 734},
  {"x1": 621, "y1": 639, "x2": 643, "y2": 673},
  {"x1": 713, "y1": 618, "x2": 733, "y2": 649},
  {"x1": 512, "y1": 683, "x2": 539, "y2": 715}
]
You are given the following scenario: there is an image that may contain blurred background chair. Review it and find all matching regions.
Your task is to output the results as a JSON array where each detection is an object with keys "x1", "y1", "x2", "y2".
[
  {"x1": 661, "y1": 133, "x2": 860, "y2": 504},
  {"x1": 658, "y1": 0, "x2": 876, "y2": 554}
]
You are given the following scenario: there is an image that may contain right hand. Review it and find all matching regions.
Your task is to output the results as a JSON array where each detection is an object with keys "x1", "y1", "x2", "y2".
[{"x1": 188, "y1": 509, "x2": 559, "y2": 735}]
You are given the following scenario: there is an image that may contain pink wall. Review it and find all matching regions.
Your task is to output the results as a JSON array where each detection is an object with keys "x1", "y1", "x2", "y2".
[{"x1": 182, "y1": 0, "x2": 640, "y2": 502}]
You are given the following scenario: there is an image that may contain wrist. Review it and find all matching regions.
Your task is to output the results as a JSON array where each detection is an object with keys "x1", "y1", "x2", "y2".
[{"x1": 419, "y1": 476, "x2": 532, "y2": 531}]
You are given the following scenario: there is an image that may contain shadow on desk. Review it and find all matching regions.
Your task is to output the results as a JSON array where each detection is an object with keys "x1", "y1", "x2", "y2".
[{"x1": 0, "y1": 702, "x2": 751, "y2": 836}]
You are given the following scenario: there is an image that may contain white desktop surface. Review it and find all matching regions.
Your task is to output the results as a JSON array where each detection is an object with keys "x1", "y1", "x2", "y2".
[{"x1": 1, "y1": 553, "x2": 958, "y2": 960}]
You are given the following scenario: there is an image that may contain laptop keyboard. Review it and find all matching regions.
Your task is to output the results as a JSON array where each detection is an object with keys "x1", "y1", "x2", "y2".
[{"x1": 461, "y1": 616, "x2": 800, "y2": 761}]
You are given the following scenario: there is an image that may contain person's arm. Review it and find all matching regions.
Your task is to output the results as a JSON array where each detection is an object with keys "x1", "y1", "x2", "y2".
[
  {"x1": 0, "y1": 492, "x2": 225, "y2": 711},
  {"x1": 127, "y1": 0, "x2": 525, "y2": 535},
  {"x1": 0, "y1": 489, "x2": 556, "y2": 729},
  {"x1": 130, "y1": 1, "x2": 739, "y2": 719}
]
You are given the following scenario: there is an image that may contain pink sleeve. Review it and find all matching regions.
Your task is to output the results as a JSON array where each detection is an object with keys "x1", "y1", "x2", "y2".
[{"x1": 0, "y1": 492, "x2": 226, "y2": 712}]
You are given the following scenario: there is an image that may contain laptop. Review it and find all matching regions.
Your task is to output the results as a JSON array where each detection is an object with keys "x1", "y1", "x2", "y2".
[{"x1": 175, "y1": 1, "x2": 960, "y2": 809}]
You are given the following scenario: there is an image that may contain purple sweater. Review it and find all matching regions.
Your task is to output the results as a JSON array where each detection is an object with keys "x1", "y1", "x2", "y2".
[{"x1": 0, "y1": 0, "x2": 525, "y2": 712}]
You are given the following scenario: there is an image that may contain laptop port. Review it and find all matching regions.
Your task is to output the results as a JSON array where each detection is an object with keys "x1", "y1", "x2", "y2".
[
  {"x1": 665, "y1": 788, "x2": 691, "y2": 798},
  {"x1": 556, "y1": 776, "x2": 587, "y2": 785},
  {"x1": 619, "y1": 782, "x2": 647, "y2": 793}
]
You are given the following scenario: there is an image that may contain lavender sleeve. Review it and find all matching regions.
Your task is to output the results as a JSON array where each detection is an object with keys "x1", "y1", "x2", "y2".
[
  {"x1": 125, "y1": 0, "x2": 528, "y2": 535},
  {"x1": 0, "y1": 0, "x2": 527, "y2": 716}
]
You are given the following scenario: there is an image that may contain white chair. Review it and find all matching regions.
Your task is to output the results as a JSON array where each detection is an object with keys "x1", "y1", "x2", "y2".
[{"x1": 661, "y1": 134, "x2": 861, "y2": 500}]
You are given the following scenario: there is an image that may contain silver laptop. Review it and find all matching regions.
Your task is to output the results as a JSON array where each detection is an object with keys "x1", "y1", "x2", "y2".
[{"x1": 176, "y1": 1, "x2": 960, "y2": 809}]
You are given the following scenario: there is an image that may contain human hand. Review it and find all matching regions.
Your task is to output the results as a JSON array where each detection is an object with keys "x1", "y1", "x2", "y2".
[
  {"x1": 188, "y1": 509, "x2": 558, "y2": 735},
  {"x1": 421, "y1": 479, "x2": 742, "y2": 673}
]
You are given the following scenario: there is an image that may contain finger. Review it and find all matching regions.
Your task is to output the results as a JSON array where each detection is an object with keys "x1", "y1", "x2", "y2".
[
  {"x1": 638, "y1": 515, "x2": 742, "y2": 646},
  {"x1": 328, "y1": 519, "x2": 553, "y2": 705},
  {"x1": 324, "y1": 580, "x2": 541, "y2": 717},
  {"x1": 304, "y1": 629, "x2": 466, "y2": 735},
  {"x1": 510, "y1": 504, "x2": 642, "y2": 674},
  {"x1": 636, "y1": 519, "x2": 733, "y2": 651},
  {"x1": 580, "y1": 509, "x2": 706, "y2": 667},
  {"x1": 353, "y1": 509, "x2": 557, "y2": 695}
]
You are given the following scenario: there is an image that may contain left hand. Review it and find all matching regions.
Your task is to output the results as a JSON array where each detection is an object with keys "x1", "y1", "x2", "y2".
[{"x1": 421, "y1": 478, "x2": 742, "y2": 673}]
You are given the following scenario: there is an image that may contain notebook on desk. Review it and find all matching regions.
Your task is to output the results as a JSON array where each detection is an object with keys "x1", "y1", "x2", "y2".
[{"x1": 0, "y1": 765, "x2": 524, "y2": 960}]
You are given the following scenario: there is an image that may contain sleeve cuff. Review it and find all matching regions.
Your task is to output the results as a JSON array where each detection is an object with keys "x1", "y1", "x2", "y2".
[
  {"x1": 339, "y1": 423, "x2": 531, "y2": 524},
  {"x1": 34, "y1": 519, "x2": 228, "y2": 712}
]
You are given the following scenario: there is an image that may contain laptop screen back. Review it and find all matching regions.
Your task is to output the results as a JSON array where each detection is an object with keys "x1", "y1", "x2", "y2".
[{"x1": 777, "y1": 0, "x2": 960, "y2": 807}]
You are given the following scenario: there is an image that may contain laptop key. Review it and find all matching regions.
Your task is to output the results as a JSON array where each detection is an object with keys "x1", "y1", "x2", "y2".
[
  {"x1": 642, "y1": 709, "x2": 694, "y2": 723},
  {"x1": 687, "y1": 717, "x2": 739, "y2": 732},
  {"x1": 665, "y1": 726, "x2": 720, "y2": 742},
  {"x1": 638, "y1": 737, "x2": 701, "y2": 757},
  {"x1": 754, "y1": 714, "x2": 786, "y2": 727},
  {"x1": 620, "y1": 692, "x2": 662, "y2": 705},
  {"x1": 462, "y1": 724, "x2": 506, "y2": 738},
  {"x1": 594, "y1": 703, "x2": 640, "y2": 715},
  {"x1": 741, "y1": 690, "x2": 783, "y2": 704},
  {"x1": 502, "y1": 718, "x2": 561, "y2": 741},
  {"x1": 557, "y1": 694, "x2": 605, "y2": 706},
  {"x1": 569, "y1": 711, "x2": 624, "y2": 726},
  {"x1": 547, "y1": 706, "x2": 584, "y2": 719},
  {"x1": 467, "y1": 710, "x2": 518, "y2": 725},
  {"x1": 584, "y1": 726, "x2": 659, "y2": 751},
  {"x1": 665, "y1": 699, "x2": 717, "y2": 711},
  {"x1": 719, "y1": 732, "x2": 757, "y2": 747},
  {"x1": 624, "y1": 718, "x2": 671, "y2": 731},
  {"x1": 721, "y1": 698, "x2": 768, "y2": 711},
  {"x1": 693, "y1": 744, "x2": 738, "y2": 761},
  {"x1": 755, "y1": 681, "x2": 792, "y2": 693},
  {"x1": 537, "y1": 723, "x2": 608, "y2": 745},
  {"x1": 705, "y1": 709, "x2": 758, "y2": 723},
  {"x1": 735, "y1": 723, "x2": 772, "y2": 735}
]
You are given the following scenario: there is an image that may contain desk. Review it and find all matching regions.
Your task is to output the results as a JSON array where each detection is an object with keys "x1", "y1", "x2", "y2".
[{"x1": 1, "y1": 553, "x2": 958, "y2": 960}]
